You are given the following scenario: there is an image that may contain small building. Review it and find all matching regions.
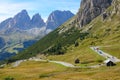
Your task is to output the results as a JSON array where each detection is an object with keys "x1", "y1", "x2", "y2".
[
  {"x1": 75, "y1": 58, "x2": 80, "y2": 64},
  {"x1": 104, "y1": 59, "x2": 116, "y2": 66}
]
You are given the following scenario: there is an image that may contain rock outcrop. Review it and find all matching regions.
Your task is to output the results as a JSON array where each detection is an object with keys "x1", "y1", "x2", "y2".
[
  {"x1": 77, "y1": 0, "x2": 113, "y2": 27},
  {"x1": 111, "y1": 0, "x2": 120, "y2": 14},
  {"x1": 101, "y1": 0, "x2": 120, "y2": 20}
]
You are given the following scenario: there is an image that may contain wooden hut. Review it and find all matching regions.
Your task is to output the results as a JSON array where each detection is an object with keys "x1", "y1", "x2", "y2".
[{"x1": 104, "y1": 59, "x2": 116, "y2": 66}]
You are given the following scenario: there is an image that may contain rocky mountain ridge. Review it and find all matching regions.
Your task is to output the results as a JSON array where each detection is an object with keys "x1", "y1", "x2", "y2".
[
  {"x1": 0, "y1": 10, "x2": 74, "y2": 60},
  {"x1": 0, "y1": 10, "x2": 74, "y2": 35},
  {"x1": 77, "y1": 0, "x2": 113, "y2": 27},
  {"x1": 0, "y1": 10, "x2": 45, "y2": 32}
]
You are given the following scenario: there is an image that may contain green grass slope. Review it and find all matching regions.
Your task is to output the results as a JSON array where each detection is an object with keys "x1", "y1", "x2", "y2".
[{"x1": 1, "y1": 60, "x2": 120, "y2": 80}]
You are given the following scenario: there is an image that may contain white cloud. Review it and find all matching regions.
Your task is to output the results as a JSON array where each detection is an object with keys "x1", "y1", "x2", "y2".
[
  {"x1": 0, "y1": 0, "x2": 80, "y2": 22},
  {"x1": 0, "y1": 1, "x2": 34, "y2": 22}
]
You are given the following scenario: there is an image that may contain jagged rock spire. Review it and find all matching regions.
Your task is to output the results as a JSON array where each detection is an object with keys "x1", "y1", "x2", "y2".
[{"x1": 77, "y1": 0, "x2": 113, "y2": 27}]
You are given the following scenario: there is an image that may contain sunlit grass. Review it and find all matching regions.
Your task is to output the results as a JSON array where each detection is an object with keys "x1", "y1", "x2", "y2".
[
  {"x1": 47, "y1": 45, "x2": 105, "y2": 66},
  {"x1": 0, "y1": 61, "x2": 67, "y2": 80},
  {"x1": 0, "y1": 57, "x2": 120, "y2": 80},
  {"x1": 100, "y1": 45, "x2": 120, "y2": 59}
]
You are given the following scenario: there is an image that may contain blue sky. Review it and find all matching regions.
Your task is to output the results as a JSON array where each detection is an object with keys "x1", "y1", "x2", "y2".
[{"x1": 0, "y1": 0, "x2": 80, "y2": 22}]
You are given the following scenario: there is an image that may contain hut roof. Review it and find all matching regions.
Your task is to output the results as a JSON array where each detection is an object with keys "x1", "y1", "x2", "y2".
[{"x1": 104, "y1": 59, "x2": 115, "y2": 63}]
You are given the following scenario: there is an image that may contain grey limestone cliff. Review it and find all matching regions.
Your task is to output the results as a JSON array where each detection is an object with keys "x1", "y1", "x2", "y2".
[{"x1": 77, "y1": 0, "x2": 113, "y2": 27}]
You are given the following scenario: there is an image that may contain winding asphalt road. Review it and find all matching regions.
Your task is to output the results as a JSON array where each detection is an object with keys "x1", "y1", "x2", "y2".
[{"x1": 90, "y1": 47, "x2": 120, "y2": 63}]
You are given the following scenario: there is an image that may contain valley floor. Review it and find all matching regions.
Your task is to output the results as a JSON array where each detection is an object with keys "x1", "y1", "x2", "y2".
[
  {"x1": 0, "y1": 45, "x2": 120, "y2": 80},
  {"x1": 0, "y1": 60, "x2": 120, "y2": 80}
]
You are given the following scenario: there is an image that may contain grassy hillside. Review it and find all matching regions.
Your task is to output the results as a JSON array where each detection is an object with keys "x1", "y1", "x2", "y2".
[
  {"x1": 100, "y1": 45, "x2": 120, "y2": 59},
  {"x1": 0, "y1": 61, "x2": 67, "y2": 80},
  {"x1": 47, "y1": 12, "x2": 120, "y2": 65},
  {"x1": 48, "y1": 46, "x2": 105, "y2": 65}
]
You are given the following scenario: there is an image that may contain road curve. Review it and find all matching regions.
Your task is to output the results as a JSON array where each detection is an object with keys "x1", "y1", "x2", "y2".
[{"x1": 90, "y1": 47, "x2": 120, "y2": 63}]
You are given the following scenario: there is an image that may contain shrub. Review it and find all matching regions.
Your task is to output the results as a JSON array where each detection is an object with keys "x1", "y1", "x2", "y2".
[
  {"x1": 39, "y1": 74, "x2": 49, "y2": 78},
  {"x1": 105, "y1": 28, "x2": 111, "y2": 32},
  {"x1": 74, "y1": 41, "x2": 79, "y2": 47},
  {"x1": 4, "y1": 77, "x2": 14, "y2": 80},
  {"x1": 75, "y1": 58, "x2": 80, "y2": 64},
  {"x1": 97, "y1": 59, "x2": 103, "y2": 63},
  {"x1": 90, "y1": 42, "x2": 95, "y2": 46},
  {"x1": 47, "y1": 43, "x2": 66, "y2": 55},
  {"x1": 79, "y1": 32, "x2": 89, "y2": 40}
]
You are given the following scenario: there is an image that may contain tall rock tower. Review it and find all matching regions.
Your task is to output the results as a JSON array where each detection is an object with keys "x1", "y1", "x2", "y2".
[{"x1": 77, "y1": 0, "x2": 113, "y2": 27}]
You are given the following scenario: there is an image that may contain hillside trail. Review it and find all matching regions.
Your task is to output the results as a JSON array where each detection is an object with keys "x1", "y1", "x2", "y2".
[
  {"x1": 11, "y1": 58, "x2": 75, "y2": 68},
  {"x1": 11, "y1": 57, "x2": 103, "y2": 68},
  {"x1": 29, "y1": 58, "x2": 75, "y2": 67}
]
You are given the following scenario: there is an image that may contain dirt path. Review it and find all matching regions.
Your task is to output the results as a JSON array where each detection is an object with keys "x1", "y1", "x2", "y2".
[
  {"x1": 12, "y1": 60, "x2": 26, "y2": 67},
  {"x1": 49, "y1": 61, "x2": 75, "y2": 67},
  {"x1": 11, "y1": 58, "x2": 75, "y2": 68}
]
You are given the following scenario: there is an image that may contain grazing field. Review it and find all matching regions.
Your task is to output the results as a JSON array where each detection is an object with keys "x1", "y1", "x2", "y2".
[
  {"x1": 0, "y1": 61, "x2": 120, "y2": 80},
  {"x1": 100, "y1": 45, "x2": 120, "y2": 59},
  {"x1": 0, "y1": 61, "x2": 67, "y2": 80},
  {"x1": 47, "y1": 46, "x2": 105, "y2": 66}
]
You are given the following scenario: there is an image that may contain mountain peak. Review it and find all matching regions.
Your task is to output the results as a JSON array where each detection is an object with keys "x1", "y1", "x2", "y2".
[
  {"x1": 15, "y1": 9, "x2": 29, "y2": 18},
  {"x1": 21, "y1": 9, "x2": 28, "y2": 14},
  {"x1": 13, "y1": 9, "x2": 31, "y2": 30},
  {"x1": 15, "y1": 9, "x2": 28, "y2": 18},
  {"x1": 31, "y1": 13, "x2": 45, "y2": 28},
  {"x1": 32, "y1": 13, "x2": 41, "y2": 19},
  {"x1": 46, "y1": 10, "x2": 74, "y2": 30},
  {"x1": 51, "y1": 10, "x2": 74, "y2": 15},
  {"x1": 52, "y1": 10, "x2": 63, "y2": 13}
]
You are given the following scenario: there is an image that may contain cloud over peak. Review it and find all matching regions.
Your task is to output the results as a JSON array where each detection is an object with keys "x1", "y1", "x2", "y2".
[{"x1": 0, "y1": 0, "x2": 80, "y2": 22}]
